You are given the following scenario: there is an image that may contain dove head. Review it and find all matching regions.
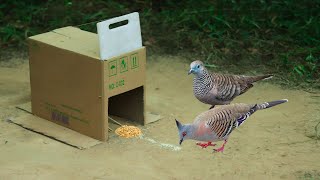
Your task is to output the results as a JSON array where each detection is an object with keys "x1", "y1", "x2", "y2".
[
  {"x1": 175, "y1": 119, "x2": 194, "y2": 145},
  {"x1": 188, "y1": 60, "x2": 206, "y2": 75}
]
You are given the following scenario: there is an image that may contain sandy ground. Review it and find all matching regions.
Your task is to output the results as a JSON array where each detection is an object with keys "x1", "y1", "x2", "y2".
[{"x1": 0, "y1": 54, "x2": 319, "y2": 180}]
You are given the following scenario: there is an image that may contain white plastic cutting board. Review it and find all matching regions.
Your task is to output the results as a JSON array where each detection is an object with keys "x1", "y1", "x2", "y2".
[{"x1": 97, "y1": 12, "x2": 142, "y2": 60}]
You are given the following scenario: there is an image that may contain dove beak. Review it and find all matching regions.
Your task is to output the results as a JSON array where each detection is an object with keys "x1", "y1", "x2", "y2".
[
  {"x1": 188, "y1": 69, "x2": 193, "y2": 75},
  {"x1": 179, "y1": 138, "x2": 184, "y2": 145}
]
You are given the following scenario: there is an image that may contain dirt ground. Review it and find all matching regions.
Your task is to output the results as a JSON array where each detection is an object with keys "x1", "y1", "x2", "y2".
[{"x1": 0, "y1": 54, "x2": 319, "y2": 180}]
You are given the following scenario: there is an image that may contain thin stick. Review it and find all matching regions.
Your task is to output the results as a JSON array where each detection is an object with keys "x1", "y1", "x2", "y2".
[
  {"x1": 315, "y1": 121, "x2": 320, "y2": 139},
  {"x1": 74, "y1": 19, "x2": 103, "y2": 27},
  {"x1": 15, "y1": 106, "x2": 32, "y2": 114},
  {"x1": 108, "y1": 116, "x2": 122, "y2": 126}
]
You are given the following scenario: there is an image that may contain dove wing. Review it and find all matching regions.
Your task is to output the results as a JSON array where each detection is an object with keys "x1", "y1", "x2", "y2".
[{"x1": 195, "y1": 104, "x2": 253, "y2": 139}]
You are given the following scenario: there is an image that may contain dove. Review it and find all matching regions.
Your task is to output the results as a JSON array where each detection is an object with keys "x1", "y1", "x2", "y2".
[
  {"x1": 188, "y1": 60, "x2": 273, "y2": 109},
  {"x1": 175, "y1": 99, "x2": 288, "y2": 153}
]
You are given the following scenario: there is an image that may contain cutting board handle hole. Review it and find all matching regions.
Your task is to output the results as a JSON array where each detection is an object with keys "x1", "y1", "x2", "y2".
[{"x1": 109, "y1": 20, "x2": 129, "y2": 29}]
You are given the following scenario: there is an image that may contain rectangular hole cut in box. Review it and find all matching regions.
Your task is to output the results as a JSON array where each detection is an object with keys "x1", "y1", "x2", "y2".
[{"x1": 108, "y1": 86, "x2": 144, "y2": 128}]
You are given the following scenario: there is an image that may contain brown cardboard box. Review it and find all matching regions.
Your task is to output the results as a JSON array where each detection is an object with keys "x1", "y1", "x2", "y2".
[{"x1": 28, "y1": 13, "x2": 146, "y2": 141}]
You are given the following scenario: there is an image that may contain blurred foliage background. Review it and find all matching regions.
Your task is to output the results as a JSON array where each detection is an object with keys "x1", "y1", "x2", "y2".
[{"x1": 0, "y1": 0, "x2": 319, "y2": 89}]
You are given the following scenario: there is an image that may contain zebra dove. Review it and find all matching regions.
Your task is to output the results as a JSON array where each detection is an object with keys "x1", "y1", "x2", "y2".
[
  {"x1": 175, "y1": 99, "x2": 288, "y2": 153},
  {"x1": 188, "y1": 60, "x2": 273, "y2": 109}
]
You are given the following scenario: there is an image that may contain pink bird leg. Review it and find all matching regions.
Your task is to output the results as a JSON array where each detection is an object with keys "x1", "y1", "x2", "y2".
[
  {"x1": 196, "y1": 142, "x2": 216, "y2": 148},
  {"x1": 213, "y1": 139, "x2": 228, "y2": 153}
]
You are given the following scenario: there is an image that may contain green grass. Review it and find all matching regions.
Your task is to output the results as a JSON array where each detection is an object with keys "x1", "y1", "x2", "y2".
[
  {"x1": 1, "y1": 0, "x2": 319, "y2": 89},
  {"x1": 296, "y1": 170, "x2": 320, "y2": 180}
]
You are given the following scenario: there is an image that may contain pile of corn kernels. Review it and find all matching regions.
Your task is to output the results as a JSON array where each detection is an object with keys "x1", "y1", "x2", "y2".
[{"x1": 115, "y1": 125, "x2": 142, "y2": 138}]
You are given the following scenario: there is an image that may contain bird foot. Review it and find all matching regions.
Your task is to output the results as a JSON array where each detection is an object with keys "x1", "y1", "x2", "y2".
[
  {"x1": 196, "y1": 142, "x2": 216, "y2": 148},
  {"x1": 213, "y1": 140, "x2": 228, "y2": 153},
  {"x1": 213, "y1": 146, "x2": 225, "y2": 153}
]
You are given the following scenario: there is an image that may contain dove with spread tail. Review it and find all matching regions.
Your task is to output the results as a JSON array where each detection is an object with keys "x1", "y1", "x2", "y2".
[
  {"x1": 189, "y1": 60, "x2": 273, "y2": 109},
  {"x1": 175, "y1": 99, "x2": 288, "y2": 153}
]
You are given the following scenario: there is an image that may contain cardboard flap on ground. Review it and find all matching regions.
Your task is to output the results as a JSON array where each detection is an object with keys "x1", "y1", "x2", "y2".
[
  {"x1": 28, "y1": 12, "x2": 146, "y2": 141},
  {"x1": 9, "y1": 102, "x2": 162, "y2": 149},
  {"x1": 7, "y1": 114, "x2": 102, "y2": 149}
]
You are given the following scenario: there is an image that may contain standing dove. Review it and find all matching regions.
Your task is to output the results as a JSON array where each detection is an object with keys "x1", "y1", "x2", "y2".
[
  {"x1": 175, "y1": 99, "x2": 288, "y2": 153},
  {"x1": 188, "y1": 60, "x2": 273, "y2": 109}
]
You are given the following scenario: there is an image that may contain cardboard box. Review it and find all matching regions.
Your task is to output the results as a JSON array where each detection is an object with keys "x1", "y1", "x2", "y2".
[{"x1": 28, "y1": 12, "x2": 146, "y2": 141}]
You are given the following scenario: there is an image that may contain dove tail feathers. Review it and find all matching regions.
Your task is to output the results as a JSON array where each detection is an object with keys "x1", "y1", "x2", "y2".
[
  {"x1": 255, "y1": 99, "x2": 288, "y2": 110},
  {"x1": 250, "y1": 74, "x2": 273, "y2": 83}
]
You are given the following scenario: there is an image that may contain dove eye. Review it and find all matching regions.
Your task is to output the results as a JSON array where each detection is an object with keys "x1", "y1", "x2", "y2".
[
  {"x1": 182, "y1": 132, "x2": 187, "y2": 136},
  {"x1": 197, "y1": 65, "x2": 200, "y2": 68}
]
